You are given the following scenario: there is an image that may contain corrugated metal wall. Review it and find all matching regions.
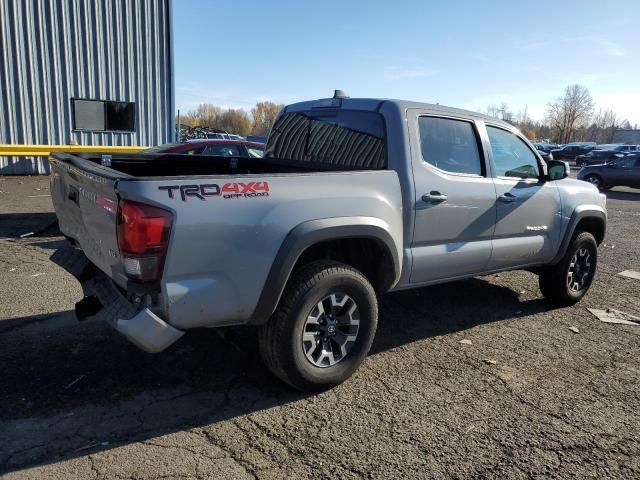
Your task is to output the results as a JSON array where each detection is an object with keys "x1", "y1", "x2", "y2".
[{"x1": 0, "y1": 0, "x2": 173, "y2": 174}]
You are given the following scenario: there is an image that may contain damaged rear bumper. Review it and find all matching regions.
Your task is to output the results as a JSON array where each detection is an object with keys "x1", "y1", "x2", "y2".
[{"x1": 50, "y1": 245, "x2": 184, "y2": 353}]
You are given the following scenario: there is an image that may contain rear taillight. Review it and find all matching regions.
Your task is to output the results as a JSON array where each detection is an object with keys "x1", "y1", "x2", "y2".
[{"x1": 117, "y1": 200, "x2": 172, "y2": 282}]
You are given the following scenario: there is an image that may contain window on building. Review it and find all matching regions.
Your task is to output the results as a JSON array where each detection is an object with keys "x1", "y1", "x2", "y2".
[
  {"x1": 73, "y1": 99, "x2": 135, "y2": 132},
  {"x1": 106, "y1": 101, "x2": 135, "y2": 131}
]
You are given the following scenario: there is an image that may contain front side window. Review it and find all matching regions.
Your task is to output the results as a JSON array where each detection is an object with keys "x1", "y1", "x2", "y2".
[
  {"x1": 418, "y1": 116, "x2": 483, "y2": 175},
  {"x1": 486, "y1": 126, "x2": 540, "y2": 179},
  {"x1": 614, "y1": 157, "x2": 636, "y2": 168}
]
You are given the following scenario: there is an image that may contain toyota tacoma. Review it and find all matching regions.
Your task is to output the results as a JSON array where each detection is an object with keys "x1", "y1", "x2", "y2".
[{"x1": 49, "y1": 92, "x2": 607, "y2": 391}]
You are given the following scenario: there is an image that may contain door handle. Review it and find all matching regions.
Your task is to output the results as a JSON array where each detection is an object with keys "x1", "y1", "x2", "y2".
[
  {"x1": 498, "y1": 193, "x2": 517, "y2": 203},
  {"x1": 422, "y1": 191, "x2": 448, "y2": 203}
]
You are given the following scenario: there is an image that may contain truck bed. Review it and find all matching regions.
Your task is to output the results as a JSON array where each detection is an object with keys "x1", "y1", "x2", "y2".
[
  {"x1": 49, "y1": 151, "x2": 403, "y2": 333},
  {"x1": 62, "y1": 151, "x2": 380, "y2": 179}
]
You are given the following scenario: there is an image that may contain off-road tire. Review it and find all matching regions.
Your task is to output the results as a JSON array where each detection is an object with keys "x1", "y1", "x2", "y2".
[
  {"x1": 258, "y1": 261, "x2": 378, "y2": 392},
  {"x1": 539, "y1": 230, "x2": 598, "y2": 305}
]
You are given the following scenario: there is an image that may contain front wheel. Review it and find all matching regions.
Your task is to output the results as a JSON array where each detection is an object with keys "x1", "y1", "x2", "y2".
[
  {"x1": 584, "y1": 174, "x2": 603, "y2": 189},
  {"x1": 539, "y1": 230, "x2": 598, "y2": 305},
  {"x1": 258, "y1": 261, "x2": 378, "y2": 392}
]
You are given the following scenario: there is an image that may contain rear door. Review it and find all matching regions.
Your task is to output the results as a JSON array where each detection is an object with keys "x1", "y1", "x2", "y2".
[
  {"x1": 407, "y1": 110, "x2": 497, "y2": 283},
  {"x1": 483, "y1": 125, "x2": 562, "y2": 269}
]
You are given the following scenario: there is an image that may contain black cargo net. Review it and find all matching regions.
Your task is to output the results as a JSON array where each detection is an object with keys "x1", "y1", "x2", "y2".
[{"x1": 265, "y1": 111, "x2": 387, "y2": 170}]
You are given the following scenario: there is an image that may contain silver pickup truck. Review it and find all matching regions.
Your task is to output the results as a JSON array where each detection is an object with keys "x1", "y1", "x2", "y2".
[{"x1": 50, "y1": 92, "x2": 607, "y2": 391}]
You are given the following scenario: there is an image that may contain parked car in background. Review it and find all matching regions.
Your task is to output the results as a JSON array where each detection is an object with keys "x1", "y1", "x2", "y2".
[
  {"x1": 551, "y1": 144, "x2": 595, "y2": 160},
  {"x1": 578, "y1": 154, "x2": 640, "y2": 189},
  {"x1": 576, "y1": 149, "x2": 623, "y2": 167},
  {"x1": 533, "y1": 144, "x2": 554, "y2": 161},
  {"x1": 596, "y1": 144, "x2": 640, "y2": 153},
  {"x1": 143, "y1": 139, "x2": 265, "y2": 158},
  {"x1": 533, "y1": 143, "x2": 558, "y2": 153}
]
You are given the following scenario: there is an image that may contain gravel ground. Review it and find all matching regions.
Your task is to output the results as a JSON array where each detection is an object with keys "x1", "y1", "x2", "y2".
[{"x1": 1, "y1": 176, "x2": 639, "y2": 479}]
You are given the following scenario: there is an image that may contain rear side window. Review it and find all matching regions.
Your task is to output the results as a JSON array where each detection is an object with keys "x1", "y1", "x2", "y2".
[
  {"x1": 246, "y1": 146, "x2": 264, "y2": 158},
  {"x1": 418, "y1": 116, "x2": 483, "y2": 175},
  {"x1": 264, "y1": 110, "x2": 387, "y2": 170},
  {"x1": 202, "y1": 144, "x2": 242, "y2": 156},
  {"x1": 487, "y1": 126, "x2": 540, "y2": 179}
]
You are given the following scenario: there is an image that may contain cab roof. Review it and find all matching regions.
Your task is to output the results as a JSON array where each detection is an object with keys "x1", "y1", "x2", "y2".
[{"x1": 285, "y1": 96, "x2": 506, "y2": 126}]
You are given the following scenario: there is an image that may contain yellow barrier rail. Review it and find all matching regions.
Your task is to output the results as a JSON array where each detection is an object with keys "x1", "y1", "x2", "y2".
[{"x1": 0, "y1": 144, "x2": 147, "y2": 157}]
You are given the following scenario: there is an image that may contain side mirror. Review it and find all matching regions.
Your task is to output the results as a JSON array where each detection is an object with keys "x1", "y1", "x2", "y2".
[{"x1": 547, "y1": 159, "x2": 569, "y2": 180}]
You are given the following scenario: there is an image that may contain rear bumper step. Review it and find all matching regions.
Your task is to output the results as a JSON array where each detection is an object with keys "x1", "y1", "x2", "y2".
[
  {"x1": 115, "y1": 308, "x2": 184, "y2": 353},
  {"x1": 51, "y1": 245, "x2": 184, "y2": 353}
]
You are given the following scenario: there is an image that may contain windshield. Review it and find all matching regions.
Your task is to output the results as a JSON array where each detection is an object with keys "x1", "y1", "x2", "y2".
[{"x1": 264, "y1": 110, "x2": 387, "y2": 170}]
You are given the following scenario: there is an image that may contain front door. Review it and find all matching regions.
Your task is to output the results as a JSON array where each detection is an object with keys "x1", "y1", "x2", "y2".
[
  {"x1": 608, "y1": 156, "x2": 640, "y2": 187},
  {"x1": 408, "y1": 111, "x2": 497, "y2": 283},
  {"x1": 484, "y1": 125, "x2": 562, "y2": 270}
]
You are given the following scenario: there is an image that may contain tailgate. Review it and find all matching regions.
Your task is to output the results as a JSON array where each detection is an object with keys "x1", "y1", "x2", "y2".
[{"x1": 49, "y1": 154, "x2": 128, "y2": 287}]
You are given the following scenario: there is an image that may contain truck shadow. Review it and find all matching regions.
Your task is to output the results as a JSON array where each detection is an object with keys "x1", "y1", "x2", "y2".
[
  {"x1": 0, "y1": 212, "x2": 58, "y2": 237},
  {"x1": 605, "y1": 189, "x2": 640, "y2": 201},
  {"x1": 0, "y1": 277, "x2": 552, "y2": 473}
]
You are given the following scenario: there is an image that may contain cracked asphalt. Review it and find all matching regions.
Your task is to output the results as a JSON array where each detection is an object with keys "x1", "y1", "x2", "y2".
[{"x1": 1, "y1": 175, "x2": 639, "y2": 479}]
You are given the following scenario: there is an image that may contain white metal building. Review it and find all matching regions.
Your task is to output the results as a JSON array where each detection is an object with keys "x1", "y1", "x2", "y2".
[{"x1": 0, "y1": 0, "x2": 174, "y2": 174}]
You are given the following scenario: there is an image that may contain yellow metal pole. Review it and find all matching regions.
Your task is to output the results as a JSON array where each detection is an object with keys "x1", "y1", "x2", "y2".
[{"x1": 0, "y1": 144, "x2": 147, "y2": 157}]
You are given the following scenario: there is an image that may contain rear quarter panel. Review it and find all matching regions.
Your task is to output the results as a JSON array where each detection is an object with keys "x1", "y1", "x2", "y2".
[{"x1": 116, "y1": 170, "x2": 403, "y2": 329}]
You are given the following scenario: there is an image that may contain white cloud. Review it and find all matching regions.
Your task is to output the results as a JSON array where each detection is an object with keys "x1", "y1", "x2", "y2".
[{"x1": 522, "y1": 36, "x2": 626, "y2": 58}]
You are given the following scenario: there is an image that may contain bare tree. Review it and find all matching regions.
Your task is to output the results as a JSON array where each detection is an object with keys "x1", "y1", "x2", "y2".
[
  {"x1": 587, "y1": 108, "x2": 622, "y2": 143},
  {"x1": 182, "y1": 103, "x2": 223, "y2": 128},
  {"x1": 499, "y1": 102, "x2": 514, "y2": 123},
  {"x1": 485, "y1": 102, "x2": 513, "y2": 123},
  {"x1": 251, "y1": 101, "x2": 284, "y2": 136},
  {"x1": 219, "y1": 109, "x2": 252, "y2": 136},
  {"x1": 516, "y1": 105, "x2": 531, "y2": 126},
  {"x1": 545, "y1": 85, "x2": 594, "y2": 144}
]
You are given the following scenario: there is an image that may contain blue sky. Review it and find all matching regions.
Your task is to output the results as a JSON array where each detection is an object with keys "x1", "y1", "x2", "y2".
[{"x1": 173, "y1": 0, "x2": 640, "y2": 125}]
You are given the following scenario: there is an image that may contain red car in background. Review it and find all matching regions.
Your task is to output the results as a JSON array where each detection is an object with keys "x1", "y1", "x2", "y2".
[{"x1": 144, "y1": 139, "x2": 265, "y2": 158}]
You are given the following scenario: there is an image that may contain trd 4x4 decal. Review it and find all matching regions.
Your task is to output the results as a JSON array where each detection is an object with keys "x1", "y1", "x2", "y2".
[{"x1": 159, "y1": 182, "x2": 270, "y2": 201}]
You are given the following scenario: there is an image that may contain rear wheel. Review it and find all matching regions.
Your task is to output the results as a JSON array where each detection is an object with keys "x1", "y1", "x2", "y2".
[
  {"x1": 539, "y1": 231, "x2": 597, "y2": 305},
  {"x1": 258, "y1": 261, "x2": 378, "y2": 392}
]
